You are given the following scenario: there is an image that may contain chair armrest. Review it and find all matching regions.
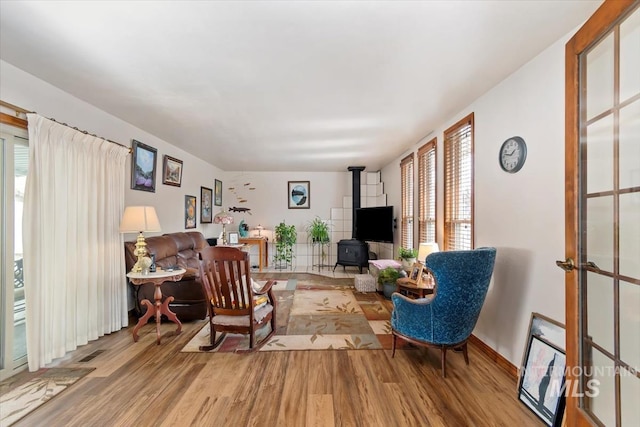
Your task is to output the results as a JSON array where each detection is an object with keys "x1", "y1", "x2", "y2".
[
  {"x1": 392, "y1": 292, "x2": 434, "y2": 306},
  {"x1": 391, "y1": 292, "x2": 435, "y2": 340},
  {"x1": 252, "y1": 279, "x2": 276, "y2": 295}
]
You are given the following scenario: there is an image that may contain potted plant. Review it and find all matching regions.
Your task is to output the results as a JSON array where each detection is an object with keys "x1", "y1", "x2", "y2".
[
  {"x1": 305, "y1": 217, "x2": 330, "y2": 244},
  {"x1": 378, "y1": 267, "x2": 401, "y2": 299},
  {"x1": 274, "y1": 220, "x2": 297, "y2": 269},
  {"x1": 398, "y1": 247, "x2": 418, "y2": 270}
]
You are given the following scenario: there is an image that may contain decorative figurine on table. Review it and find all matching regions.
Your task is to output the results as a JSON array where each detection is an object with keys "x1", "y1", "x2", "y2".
[{"x1": 238, "y1": 219, "x2": 249, "y2": 237}]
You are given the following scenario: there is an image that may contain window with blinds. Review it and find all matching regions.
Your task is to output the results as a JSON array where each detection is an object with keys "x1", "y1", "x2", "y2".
[
  {"x1": 443, "y1": 113, "x2": 474, "y2": 250},
  {"x1": 400, "y1": 153, "x2": 414, "y2": 250},
  {"x1": 418, "y1": 138, "x2": 436, "y2": 244}
]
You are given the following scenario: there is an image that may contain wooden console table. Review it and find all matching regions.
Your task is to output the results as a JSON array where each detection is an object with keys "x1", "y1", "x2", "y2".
[
  {"x1": 127, "y1": 268, "x2": 185, "y2": 345},
  {"x1": 239, "y1": 237, "x2": 268, "y2": 271}
]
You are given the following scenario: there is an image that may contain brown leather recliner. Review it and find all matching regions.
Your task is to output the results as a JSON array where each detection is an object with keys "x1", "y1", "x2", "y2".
[{"x1": 124, "y1": 231, "x2": 208, "y2": 321}]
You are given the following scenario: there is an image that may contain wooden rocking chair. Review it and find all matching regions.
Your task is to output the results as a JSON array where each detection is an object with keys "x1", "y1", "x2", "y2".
[{"x1": 198, "y1": 246, "x2": 276, "y2": 352}]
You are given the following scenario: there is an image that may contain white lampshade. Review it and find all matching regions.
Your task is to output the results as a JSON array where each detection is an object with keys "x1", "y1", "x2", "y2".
[
  {"x1": 119, "y1": 206, "x2": 162, "y2": 233},
  {"x1": 417, "y1": 242, "x2": 439, "y2": 263}
]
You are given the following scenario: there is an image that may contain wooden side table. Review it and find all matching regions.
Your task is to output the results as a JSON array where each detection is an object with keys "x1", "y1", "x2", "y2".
[
  {"x1": 396, "y1": 276, "x2": 435, "y2": 299},
  {"x1": 127, "y1": 268, "x2": 186, "y2": 345},
  {"x1": 239, "y1": 237, "x2": 268, "y2": 271}
]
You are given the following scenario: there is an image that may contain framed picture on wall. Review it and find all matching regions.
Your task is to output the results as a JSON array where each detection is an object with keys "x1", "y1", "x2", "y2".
[
  {"x1": 201, "y1": 186, "x2": 213, "y2": 223},
  {"x1": 185, "y1": 195, "x2": 197, "y2": 229},
  {"x1": 130, "y1": 140, "x2": 157, "y2": 192},
  {"x1": 288, "y1": 181, "x2": 310, "y2": 209},
  {"x1": 162, "y1": 155, "x2": 183, "y2": 187},
  {"x1": 214, "y1": 179, "x2": 223, "y2": 206}
]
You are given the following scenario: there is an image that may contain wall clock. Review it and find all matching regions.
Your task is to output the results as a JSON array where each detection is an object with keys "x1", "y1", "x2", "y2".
[{"x1": 499, "y1": 136, "x2": 527, "y2": 173}]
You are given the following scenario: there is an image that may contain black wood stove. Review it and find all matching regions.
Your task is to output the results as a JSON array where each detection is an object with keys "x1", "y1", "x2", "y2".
[{"x1": 334, "y1": 166, "x2": 369, "y2": 273}]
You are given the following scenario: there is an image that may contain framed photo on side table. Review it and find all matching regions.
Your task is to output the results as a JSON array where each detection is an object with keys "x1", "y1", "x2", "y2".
[
  {"x1": 407, "y1": 262, "x2": 425, "y2": 286},
  {"x1": 228, "y1": 232, "x2": 239, "y2": 244},
  {"x1": 131, "y1": 140, "x2": 157, "y2": 192}
]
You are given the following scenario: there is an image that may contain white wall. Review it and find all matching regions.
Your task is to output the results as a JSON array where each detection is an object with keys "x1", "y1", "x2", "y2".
[
  {"x1": 381, "y1": 32, "x2": 571, "y2": 366},
  {"x1": 223, "y1": 170, "x2": 347, "y2": 233},
  {"x1": 222, "y1": 170, "x2": 349, "y2": 267},
  {"x1": 1, "y1": 60, "x2": 225, "y2": 240},
  {"x1": 0, "y1": 61, "x2": 386, "y2": 268},
  {"x1": 1, "y1": 60, "x2": 229, "y2": 311},
  {"x1": 222, "y1": 170, "x2": 396, "y2": 266},
  {"x1": 0, "y1": 63, "x2": 366, "y2": 268}
]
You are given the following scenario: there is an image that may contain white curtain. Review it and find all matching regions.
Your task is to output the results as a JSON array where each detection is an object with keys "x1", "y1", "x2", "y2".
[{"x1": 23, "y1": 114, "x2": 130, "y2": 371}]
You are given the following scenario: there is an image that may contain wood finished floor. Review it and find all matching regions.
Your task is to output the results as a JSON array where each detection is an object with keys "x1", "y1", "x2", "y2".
[{"x1": 9, "y1": 273, "x2": 542, "y2": 427}]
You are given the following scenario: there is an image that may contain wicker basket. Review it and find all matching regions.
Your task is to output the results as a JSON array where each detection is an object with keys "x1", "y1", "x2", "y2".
[{"x1": 354, "y1": 274, "x2": 377, "y2": 293}]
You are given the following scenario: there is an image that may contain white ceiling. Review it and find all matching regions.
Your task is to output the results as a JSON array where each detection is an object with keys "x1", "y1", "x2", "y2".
[{"x1": 0, "y1": 1, "x2": 601, "y2": 172}]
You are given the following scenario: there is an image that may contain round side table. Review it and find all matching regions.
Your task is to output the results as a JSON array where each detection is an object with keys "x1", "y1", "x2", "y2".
[{"x1": 127, "y1": 268, "x2": 186, "y2": 345}]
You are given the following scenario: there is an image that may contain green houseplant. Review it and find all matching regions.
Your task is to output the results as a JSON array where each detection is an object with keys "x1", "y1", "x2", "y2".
[
  {"x1": 305, "y1": 217, "x2": 330, "y2": 244},
  {"x1": 398, "y1": 247, "x2": 418, "y2": 270},
  {"x1": 378, "y1": 267, "x2": 401, "y2": 299},
  {"x1": 306, "y1": 216, "x2": 331, "y2": 265},
  {"x1": 274, "y1": 220, "x2": 297, "y2": 269}
]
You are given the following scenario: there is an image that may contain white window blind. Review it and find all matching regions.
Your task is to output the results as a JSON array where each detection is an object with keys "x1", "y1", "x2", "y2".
[
  {"x1": 418, "y1": 139, "x2": 437, "y2": 244},
  {"x1": 400, "y1": 153, "x2": 414, "y2": 250},
  {"x1": 444, "y1": 114, "x2": 474, "y2": 251}
]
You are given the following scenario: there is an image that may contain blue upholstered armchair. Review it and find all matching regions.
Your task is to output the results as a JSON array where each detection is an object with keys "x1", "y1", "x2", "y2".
[{"x1": 391, "y1": 247, "x2": 497, "y2": 377}]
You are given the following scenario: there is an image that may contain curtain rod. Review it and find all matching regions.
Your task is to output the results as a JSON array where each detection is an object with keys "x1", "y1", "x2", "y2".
[{"x1": 0, "y1": 99, "x2": 131, "y2": 153}]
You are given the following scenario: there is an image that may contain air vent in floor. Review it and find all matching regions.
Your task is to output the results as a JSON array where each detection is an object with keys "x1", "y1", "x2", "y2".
[{"x1": 79, "y1": 350, "x2": 105, "y2": 362}]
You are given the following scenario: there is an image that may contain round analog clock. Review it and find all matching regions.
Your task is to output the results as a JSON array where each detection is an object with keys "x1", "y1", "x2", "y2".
[{"x1": 499, "y1": 136, "x2": 527, "y2": 173}]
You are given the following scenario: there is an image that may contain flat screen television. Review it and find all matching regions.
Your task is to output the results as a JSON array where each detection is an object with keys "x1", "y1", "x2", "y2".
[{"x1": 354, "y1": 206, "x2": 394, "y2": 243}]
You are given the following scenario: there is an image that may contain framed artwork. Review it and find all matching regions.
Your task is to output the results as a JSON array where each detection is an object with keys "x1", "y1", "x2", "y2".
[
  {"x1": 130, "y1": 140, "x2": 157, "y2": 192},
  {"x1": 228, "y1": 232, "x2": 239, "y2": 244},
  {"x1": 214, "y1": 179, "x2": 223, "y2": 206},
  {"x1": 162, "y1": 155, "x2": 183, "y2": 187},
  {"x1": 201, "y1": 186, "x2": 213, "y2": 223},
  {"x1": 288, "y1": 181, "x2": 310, "y2": 209},
  {"x1": 408, "y1": 262, "x2": 425, "y2": 285},
  {"x1": 518, "y1": 335, "x2": 566, "y2": 427},
  {"x1": 185, "y1": 195, "x2": 197, "y2": 229},
  {"x1": 528, "y1": 313, "x2": 565, "y2": 352},
  {"x1": 518, "y1": 313, "x2": 566, "y2": 391}
]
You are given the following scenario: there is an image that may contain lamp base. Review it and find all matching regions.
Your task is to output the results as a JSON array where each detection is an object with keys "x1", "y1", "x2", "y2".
[
  {"x1": 221, "y1": 224, "x2": 228, "y2": 245},
  {"x1": 131, "y1": 231, "x2": 148, "y2": 273}
]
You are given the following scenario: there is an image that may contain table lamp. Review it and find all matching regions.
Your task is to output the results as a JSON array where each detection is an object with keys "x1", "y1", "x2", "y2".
[
  {"x1": 214, "y1": 210, "x2": 234, "y2": 244},
  {"x1": 120, "y1": 206, "x2": 161, "y2": 273},
  {"x1": 418, "y1": 242, "x2": 440, "y2": 264}
]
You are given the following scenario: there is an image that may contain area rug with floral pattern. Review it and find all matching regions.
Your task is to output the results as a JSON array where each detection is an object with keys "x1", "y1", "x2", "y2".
[
  {"x1": 0, "y1": 367, "x2": 95, "y2": 426},
  {"x1": 181, "y1": 277, "x2": 395, "y2": 352}
]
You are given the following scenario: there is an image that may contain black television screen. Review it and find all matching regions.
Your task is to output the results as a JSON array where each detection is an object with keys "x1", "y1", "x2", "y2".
[{"x1": 354, "y1": 206, "x2": 394, "y2": 243}]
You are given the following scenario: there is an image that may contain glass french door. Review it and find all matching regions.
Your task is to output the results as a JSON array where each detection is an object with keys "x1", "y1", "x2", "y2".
[
  {"x1": 0, "y1": 122, "x2": 29, "y2": 380},
  {"x1": 564, "y1": 1, "x2": 640, "y2": 426}
]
